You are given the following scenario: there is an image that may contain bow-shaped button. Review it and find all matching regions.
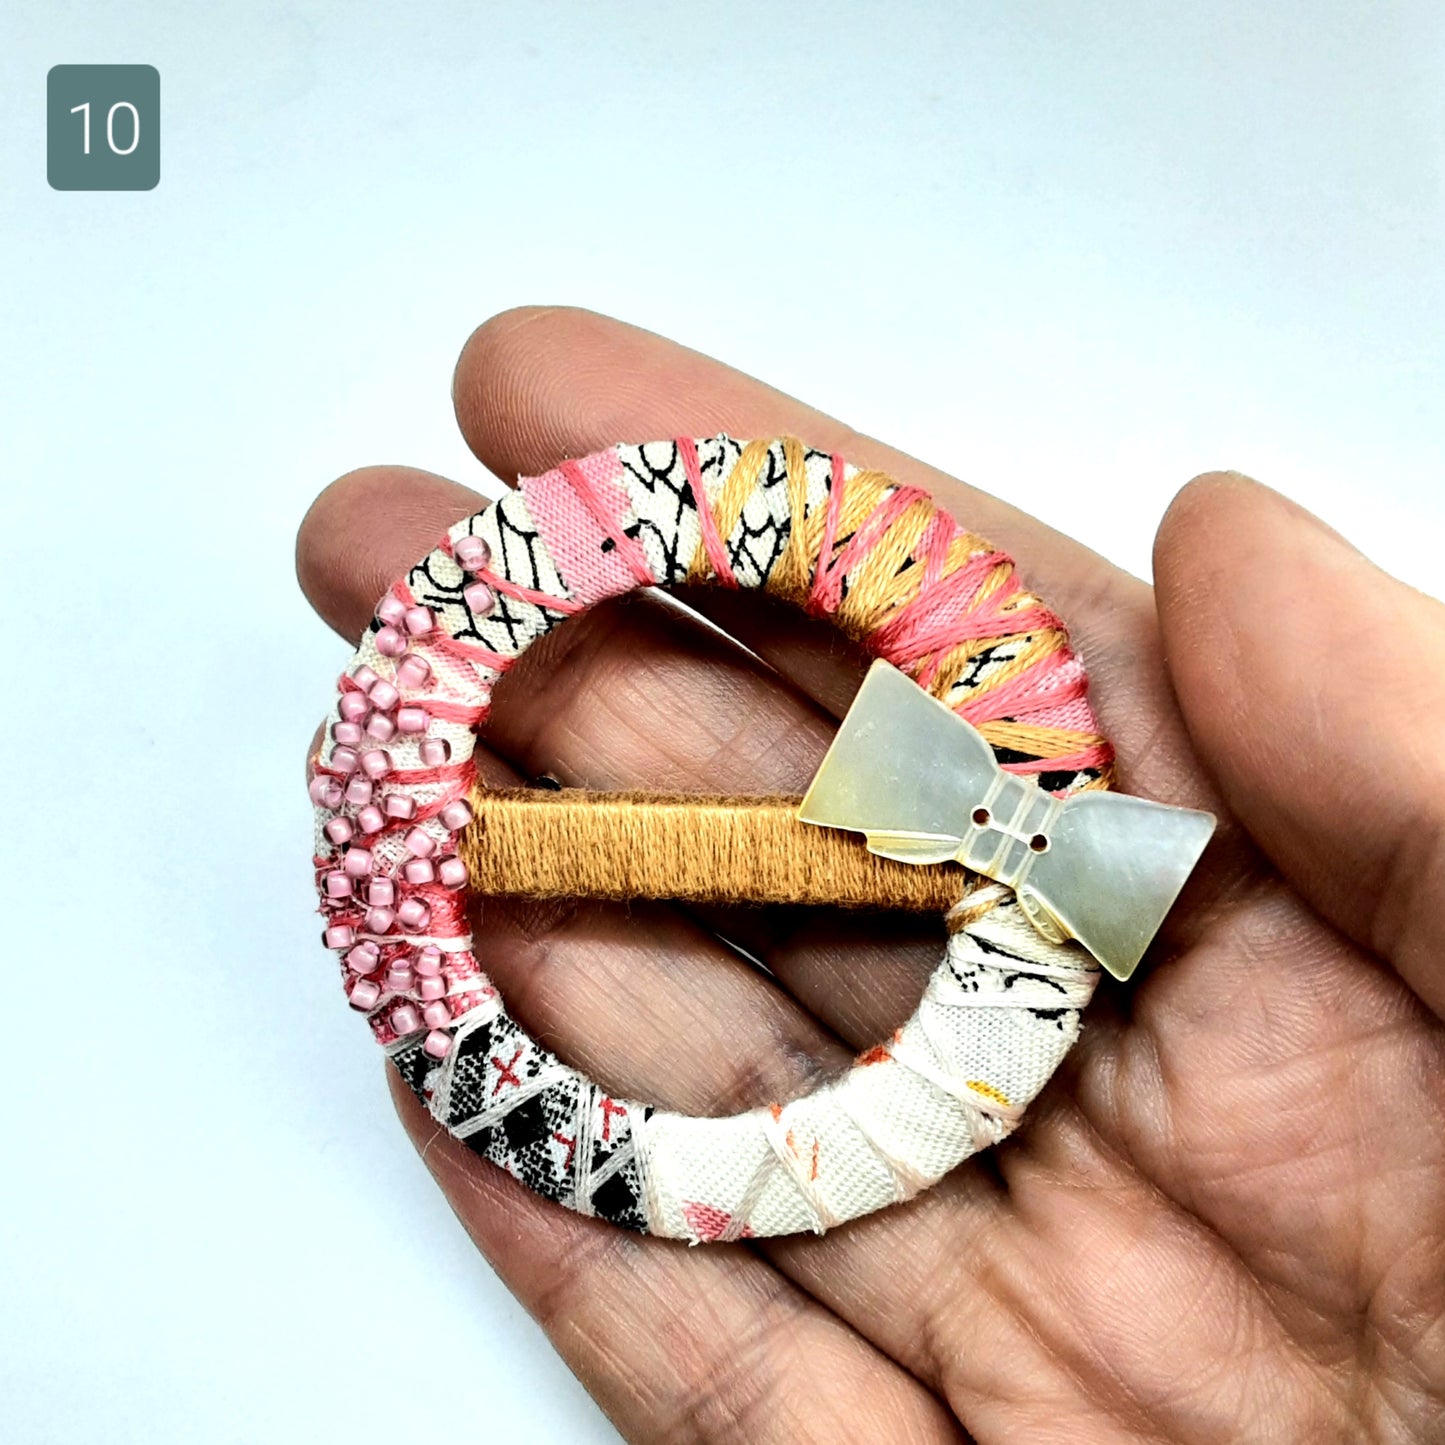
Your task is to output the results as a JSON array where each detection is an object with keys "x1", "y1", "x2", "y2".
[{"x1": 798, "y1": 660, "x2": 1216, "y2": 980}]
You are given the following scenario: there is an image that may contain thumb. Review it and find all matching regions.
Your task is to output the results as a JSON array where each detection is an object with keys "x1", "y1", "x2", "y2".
[{"x1": 1154, "y1": 472, "x2": 1445, "y2": 1018}]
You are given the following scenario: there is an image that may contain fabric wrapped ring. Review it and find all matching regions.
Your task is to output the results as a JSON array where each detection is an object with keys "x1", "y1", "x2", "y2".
[{"x1": 307, "y1": 436, "x2": 1119, "y2": 1242}]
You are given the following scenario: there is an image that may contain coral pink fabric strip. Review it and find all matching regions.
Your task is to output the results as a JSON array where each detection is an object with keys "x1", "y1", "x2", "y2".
[{"x1": 522, "y1": 450, "x2": 654, "y2": 604}]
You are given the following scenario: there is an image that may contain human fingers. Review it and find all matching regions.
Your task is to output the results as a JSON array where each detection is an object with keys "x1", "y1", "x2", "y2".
[
  {"x1": 393, "y1": 1076, "x2": 963, "y2": 1443},
  {"x1": 299, "y1": 372, "x2": 1346, "y2": 1433},
  {"x1": 443, "y1": 311, "x2": 1442, "y2": 1412},
  {"x1": 1155, "y1": 473, "x2": 1445, "y2": 1019},
  {"x1": 1065, "y1": 473, "x2": 1445, "y2": 1379}
]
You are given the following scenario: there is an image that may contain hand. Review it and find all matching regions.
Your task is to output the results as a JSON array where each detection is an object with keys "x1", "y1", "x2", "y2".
[{"x1": 297, "y1": 308, "x2": 1445, "y2": 1443}]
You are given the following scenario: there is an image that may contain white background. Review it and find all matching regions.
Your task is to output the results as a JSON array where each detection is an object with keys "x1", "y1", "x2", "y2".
[{"x1": 2, "y1": 4, "x2": 1441, "y2": 1442}]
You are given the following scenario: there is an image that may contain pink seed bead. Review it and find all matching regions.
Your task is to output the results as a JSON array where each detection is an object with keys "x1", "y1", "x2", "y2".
[
  {"x1": 395, "y1": 653, "x2": 432, "y2": 689},
  {"x1": 397, "y1": 898, "x2": 430, "y2": 931},
  {"x1": 384, "y1": 793, "x2": 417, "y2": 821},
  {"x1": 396, "y1": 705, "x2": 428, "y2": 734},
  {"x1": 375, "y1": 625, "x2": 407, "y2": 658},
  {"x1": 365, "y1": 906, "x2": 396, "y2": 934},
  {"x1": 342, "y1": 846, "x2": 373, "y2": 878},
  {"x1": 331, "y1": 746, "x2": 360, "y2": 775},
  {"x1": 413, "y1": 945, "x2": 443, "y2": 977},
  {"x1": 391, "y1": 1004, "x2": 421, "y2": 1036},
  {"x1": 346, "y1": 941, "x2": 380, "y2": 974},
  {"x1": 349, "y1": 978, "x2": 381, "y2": 1011},
  {"x1": 331, "y1": 720, "x2": 364, "y2": 748},
  {"x1": 404, "y1": 827, "x2": 436, "y2": 858},
  {"x1": 453, "y1": 535, "x2": 491, "y2": 572},
  {"x1": 421, "y1": 999, "x2": 451, "y2": 1030},
  {"x1": 343, "y1": 776, "x2": 373, "y2": 807},
  {"x1": 462, "y1": 581, "x2": 494, "y2": 617},
  {"x1": 423, "y1": 1029, "x2": 452, "y2": 1059},
  {"x1": 419, "y1": 737, "x2": 452, "y2": 766},
  {"x1": 324, "y1": 816, "x2": 354, "y2": 846},
  {"x1": 338, "y1": 691, "x2": 371, "y2": 724},
  {"x1": 308, "y1": 775, "x2": 338, "y2": 808},
  {"x1": 376, "y1": 595, "x2": 407, "y2": 628},
  {"x1": 352, "y1": 665, "x2": 378, "y2": 692},
  {"x1": 403, "y1": 857, "x2": 436, "y2": 886},
  {"x1": 418, "y1": 974, "x2": 446, "y2": 1001},
  {"x1": 364, "y1": 713, "x2": 396, "y2": 742},
  {"x1": 366, "y1": 877, "x2": 395, "y2": 908},
  {"x1": 368, "y1": 679, "x2": 399, "y2": 712},
  {"x1": 438, "y1": 855, "x2": 468, "y2": 889},
  {"x1": 386, "y1": 964, "x2": 414, "y2": 992},
  {"x1": 323, "y1": 923, "x2": 355, "y2": 950},
  {"x1": 324, "y1": 870, "x2": 352, "y2": 899},
  {"x1": 403, "y1": 606, "x2": 434, "y2": 637},
  {"x1": 438, "y1": 799, "x2": 474, "y2": 831},
  {"x1": 356, "y1": 805, "x2": 385, "y2": 834},
  {"x1": 360, "y1": 748, "x2": 392, "y2": 780}
]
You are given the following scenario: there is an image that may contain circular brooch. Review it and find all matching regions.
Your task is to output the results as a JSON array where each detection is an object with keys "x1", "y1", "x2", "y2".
[{"x1": 308, "y1": 437, "x2": 1211, "y2": 1242}]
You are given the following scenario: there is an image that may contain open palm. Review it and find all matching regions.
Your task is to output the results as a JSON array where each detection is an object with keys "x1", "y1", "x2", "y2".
[{"x1": 298, "y1": 308, "x2": 1445, "y2": 1443}]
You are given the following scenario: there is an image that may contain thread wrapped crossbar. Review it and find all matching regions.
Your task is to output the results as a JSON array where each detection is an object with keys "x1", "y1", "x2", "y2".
[{"x1": 459, "y1": 787, "x2": 970, "y2": 911}]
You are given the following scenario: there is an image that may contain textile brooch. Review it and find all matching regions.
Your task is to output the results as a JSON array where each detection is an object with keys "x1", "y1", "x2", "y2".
[{"x1": 307, "y1": 437, "x2": 1213, "y2": 1242}]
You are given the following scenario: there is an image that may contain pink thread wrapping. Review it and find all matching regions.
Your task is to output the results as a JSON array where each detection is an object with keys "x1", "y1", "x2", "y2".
[
  {"x1": 807, "y1": 453, "x2": 849, "y2": 615},
  {"x1": 388, "y1": 578, "x2": 515, "y2": 673},
  {"x1": 521, "y1": 452, "x2": 655, "y2": 603},
  {"x1": 954, "y1": 652, "x2": 1089, "y2": 729},
  {"x1": 811, "y1": 481, "x2": 929, "y2": 618},
  {"x1": 795, "y1": 469, "x2": 1111, "y2": 776},
  {"x1": 680, "y1": 436, "x2": 738, "y2": 587},
  {"x1": 477, "y1": 568, "x2": 584, "y2": 616}
]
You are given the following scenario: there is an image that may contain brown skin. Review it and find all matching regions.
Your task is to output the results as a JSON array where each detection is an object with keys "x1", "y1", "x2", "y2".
[{"x1": 297, "y1": 307, "x2": 1445, "y2": 1444}]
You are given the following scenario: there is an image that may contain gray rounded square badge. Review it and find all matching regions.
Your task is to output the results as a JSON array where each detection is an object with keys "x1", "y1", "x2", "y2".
[{"x1": 48, "y1": 65, "x2": 159, "y2": 191}]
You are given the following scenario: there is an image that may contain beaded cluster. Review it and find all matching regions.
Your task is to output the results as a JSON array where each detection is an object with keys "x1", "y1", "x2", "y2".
[{"x1": 310, "y1": 535, "x2": 500, "y2": 1061}]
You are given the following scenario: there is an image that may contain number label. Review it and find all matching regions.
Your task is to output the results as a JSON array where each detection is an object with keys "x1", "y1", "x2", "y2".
[{"x1": 48, "y1": 66, "x2": 159, "y2": 191}]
